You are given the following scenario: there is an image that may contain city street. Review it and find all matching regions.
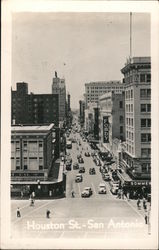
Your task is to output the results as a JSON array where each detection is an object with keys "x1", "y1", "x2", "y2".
[{"x1": 11, "y1": 132, "x2": 150, "y2": 239}]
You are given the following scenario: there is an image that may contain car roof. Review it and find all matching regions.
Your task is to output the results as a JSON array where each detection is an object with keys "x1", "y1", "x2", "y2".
[
  {"x1": 84, "y1": 187, "x2": 91, "y2": 189},
  {"x1": 76, "y1": 174, "x2": 82, "y2": 177},
  {"x1": 99, "y1": 183, "x2": 106, "y2": 186}
]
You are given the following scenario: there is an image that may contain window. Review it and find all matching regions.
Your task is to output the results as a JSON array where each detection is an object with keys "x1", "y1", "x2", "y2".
[
  {"x1": 147, "y1": 89, "x2": 151, "y2": 98},
  {"x1": 131, "y1": 89, "x2": 133, "y2": 98},
  {"x1": 119, "y1": 101, "x2": 123, "y2": 109},
  {"x1": 131, "y1": 104, "x2": 133, "y2": 112},
  {"x1": 120, "y1": 126, "x2": 123, "y2": 133},
  {"x1": 147, "y1": 119, "x2": 151, "y2": 127},
  {"x1": 140, "y1": 89, "x2": 147, "y2": 98},
  {"x1": 140, "y1": 74, "x2": 146, "y2": 82},
  {"x1": 24, "y1": 165, "x2": 28, "y2": 170},
  {"x1": 141, "y1": 134, "x2": 147, "y2": 142},
  {"x1": 39, "y1": 165, "x2": 43, "y2": 170},
  {"x1": 131, "y1": 118, "x2": 134, "y2": 127},
  {"x1": 147, "y1": 104, "x2": 151, "y2": 112},
  {"x1": 141, "y1": 148, "x2": 151, "y2": 158},
  {"x1": 141, "y1": 104, "x2": 146, "y2": 112},
  {"x1": 120, "y1": 116, "x2": 123, "y2": 123},
  {"x1": 141, "y1": 119, "x2": 146, "y2": 127},
  {"x1": 147, "y1": 74, "x2": 151, "y2": 82},
  {"x1": 16, "y1": 166, "x2": 20, "y2": 170}
]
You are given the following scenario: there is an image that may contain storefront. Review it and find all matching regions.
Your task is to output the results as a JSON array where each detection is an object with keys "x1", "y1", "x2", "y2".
[{"x1": 117, "y1": 171, "x2": 151, "y2": 199}]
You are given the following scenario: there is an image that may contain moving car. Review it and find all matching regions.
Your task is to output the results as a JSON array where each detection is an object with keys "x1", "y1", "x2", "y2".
[
  {"x1": 66, "y1": 140, "x2": 72, "y2": 149},
  {"x1": 81, "y1": 187, "x2": 93, "y2": 197},
  {"x1": 102, "y1": 173, "x2": 110, "y2": 181},
  {"x1": 78, "y1": 157, "x2": 84, "y2": 164},
  {"x1": 73, "y1": 162, "x2": 79, "y2": 170},
  {"x1": 79, "y1": 166, "x2": 85, "y2": 173},
  {"x1": 75, "y1": 174, "x2": 83, "y2": 183},
  {"x1": 89, "y1": 168, "x2": 96, "y2": 175},
  {"x1": 85, "y1": 152, "x2": 90, "y2": 157},
  {"x1": 98, "y1": 183, "x2": 107, "y2": 194},
  {"x1": 77, "y1": 154, "x2": 82, "y2": 159}
]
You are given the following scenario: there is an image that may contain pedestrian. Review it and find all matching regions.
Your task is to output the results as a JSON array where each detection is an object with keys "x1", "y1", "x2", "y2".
[
  {"x1": 121, "y1": 189, "x2": 124, "y2": 199},
  {"x1": 144, "y1": 210, "x2": 148, "y2": 224},
  {"x1": 46, "y1": 209, "x2": 51, "y2": 218},
  {"x1": 143, "y1": 197, "x2": 146, "y2": 209},
  {"x1": 127, "y1": 192, "x2": 130, "y2": 201},
  {"x1": 32, "y1": 191, "x2": 35, "y2": 199},
  {"x1": 137, "y1": 198, "x2": 141, "y2": 210},
  {"x1": 16, "y1": 207, "x2": 21, "y2": 218}
]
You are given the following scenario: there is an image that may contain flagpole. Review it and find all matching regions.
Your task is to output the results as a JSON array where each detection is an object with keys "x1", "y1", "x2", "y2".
[{"x1": 130, "y1": 12, "x2": 132, "y2": 60}]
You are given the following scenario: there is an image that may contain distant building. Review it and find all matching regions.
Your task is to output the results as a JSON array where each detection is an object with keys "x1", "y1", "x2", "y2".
[
  {"x1": 120, "y1": 57, "x2": 151, "y2": 182},
  {"x1": 52, "y1": 72, "x2": 66, "y2": 122},
  {"x1": 11, "y1": 82, "x2": 59, "y2": 126},
  {"x1": 85, "y1": 81, "x2": 125, "y2": 108},
  {"x1": 66, "y1": 92, "x2": 72, "y2": 128},
  {"x1": 84, "y1": 103, "x2": 99, "y2": 141},
  {"x1": 99, "y1": 91, "x2": 125, "y2": 151}
]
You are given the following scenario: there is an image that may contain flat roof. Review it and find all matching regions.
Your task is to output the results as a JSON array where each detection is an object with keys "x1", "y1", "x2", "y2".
[{"x1": 11, "y1": 123, "x2": 54, "y2": 132}]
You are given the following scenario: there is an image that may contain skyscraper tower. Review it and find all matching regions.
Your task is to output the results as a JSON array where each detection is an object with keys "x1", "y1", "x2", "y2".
[{"x1": 52, "y1": 71, "x2": 66, "y2": 122}]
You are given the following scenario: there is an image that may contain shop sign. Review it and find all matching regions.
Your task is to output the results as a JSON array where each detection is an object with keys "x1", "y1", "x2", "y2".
[
  {"x1": 103, "y1": 116, "x2": 109, "y2": 143},
  {"x1": 130, "y1": 181, "x2": 151, "y2": 186}
]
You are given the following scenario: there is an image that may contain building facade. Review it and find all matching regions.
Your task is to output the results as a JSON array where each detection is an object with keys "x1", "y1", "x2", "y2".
[
  {"x1": 120, "y1": 57, "x2": 151, "y2": 181},
  {"x1": 99, "y1": 91, "x2": 125, "y2": 151},
  {"x1": 79, "y1": 100, "x2": 85, "y2": 128},
  {"x1": 85, "y1": 81, "x2": 125, "y2": 108},
  {"x1": 11, "y1": 124, "x2": 56, "y2": 181},
  {"x1": 12, "y1": 82, "x2": 59, "y2": 126},
  {"x1": 52, "y1": 72, "x2": 66, "y2": 122},
  {"x1": 11, "y1": 124, "x2": 65, "y2": 198}
]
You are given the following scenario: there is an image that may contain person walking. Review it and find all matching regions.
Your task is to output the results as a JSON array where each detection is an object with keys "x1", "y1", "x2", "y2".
[
  {"x1": 46, "y1": 209, "x2": 51, "y2": 218},
  {"x1": 16, "y1": 207, "x2": 21, "y2": 218},
  {"x1": 144, "y1": 210, "x2": 148, "y2": 224},
  {"x1": 137, "y1": 198, "x2": 141, "y2": 210},
  {"x1": 143, "y1": 197, "x2": 146, "y2": 209}
]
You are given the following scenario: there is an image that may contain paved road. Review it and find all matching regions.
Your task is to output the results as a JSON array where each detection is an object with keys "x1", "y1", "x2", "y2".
[{"x1": 11, "y1": 132, "x2": 151, "y2": 239}]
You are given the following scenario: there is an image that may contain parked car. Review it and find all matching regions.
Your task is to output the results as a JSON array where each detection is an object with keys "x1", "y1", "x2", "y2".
[
  {"x1": 66, "y1": 161, "x2": 72, "y2": 171},
  {"x1": 75, "y1": 174, "x2": 83, "y2": 183},
  {"x1": 110, "y1": 182, "x2": 119, "y2": 195},
  {"x1": 98, "y1": 183, "x2": 107, "y2": 194},
  {"x1": 73, "y1": 162, "x2": 79, "y2": 170},
  {"x1": 89, "y1": 168, "x2": 96, "y2": 175},
  {"x1": 79, "y1": 166, "x2": 85, "y2": 173}
]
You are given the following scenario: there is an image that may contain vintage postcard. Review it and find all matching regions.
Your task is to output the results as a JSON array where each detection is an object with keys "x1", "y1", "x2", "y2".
[{"x1": 1, "y1": 0, "x2": 159, "y2": 249}]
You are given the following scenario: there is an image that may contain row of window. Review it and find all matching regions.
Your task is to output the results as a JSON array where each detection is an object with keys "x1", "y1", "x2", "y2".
[
  {"x1": 126, "y1": 118, "x2": 134, "y2": 127},
  {"x1": 141, "y1": 133, "x2": 151, "y2": 143},
  {"x1": 126, "y1": 145, "x2": 151, "y2": 158},
  {"x1": 125, "y1": 89, "x2": 133, "y2": 99},
  {"x1": 124, "y1": 73, "x2": 151, "y2": 84},
  {"x1": 15, "y1": 165, "x2": 43, "y2": 171},
  {"x1": 126, "y1": 104, "x2": 133, "y2": 112},
  {"x1": 141, "y1": 163, "x2": 151, "y2": 173},
  {"x1": 126, "y1": 131, "x2": 134, "y2": 141}
]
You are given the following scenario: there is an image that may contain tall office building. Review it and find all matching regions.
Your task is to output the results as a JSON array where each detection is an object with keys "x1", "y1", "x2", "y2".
[
  {"x1": 121, "y1": 57, "x2": 151, "y2": 180},
  {"x1": 52, "y1": 72, "x2": 66, "y2": 122},
  {"x1": 85, "y1": 81, "x2": 124, "y2": 108},
  {"x1": 11, "y1": 82, "x2": 59, "y2": 126}
]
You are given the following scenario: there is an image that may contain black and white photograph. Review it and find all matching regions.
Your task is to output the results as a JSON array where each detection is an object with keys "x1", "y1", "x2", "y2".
[{"x1": 1, "y1": 1, "x2": 159, "y2": 249}]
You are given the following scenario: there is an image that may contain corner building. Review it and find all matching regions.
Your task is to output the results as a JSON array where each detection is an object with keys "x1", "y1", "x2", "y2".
[{"x1": 121, "y1": 57, "x2": 151, "y2": 182}]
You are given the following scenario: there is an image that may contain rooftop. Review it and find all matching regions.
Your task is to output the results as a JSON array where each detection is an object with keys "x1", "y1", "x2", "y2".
[
  {"x1": 85, "y1": 81, "x2": 122, "y2": 86},
  {"x1": 11, "y1": 123, "x2": 54, "y2": 132}
]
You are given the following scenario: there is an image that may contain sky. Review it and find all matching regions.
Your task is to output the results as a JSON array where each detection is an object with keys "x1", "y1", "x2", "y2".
[{"x1": 12, "y1": 12, "x2": 150, "y2": 109}]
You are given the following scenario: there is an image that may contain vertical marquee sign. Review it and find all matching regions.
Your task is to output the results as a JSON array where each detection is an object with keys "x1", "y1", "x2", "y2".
[{"x1": 103, "y1": 116, "x2": 109, "y2": 143}]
